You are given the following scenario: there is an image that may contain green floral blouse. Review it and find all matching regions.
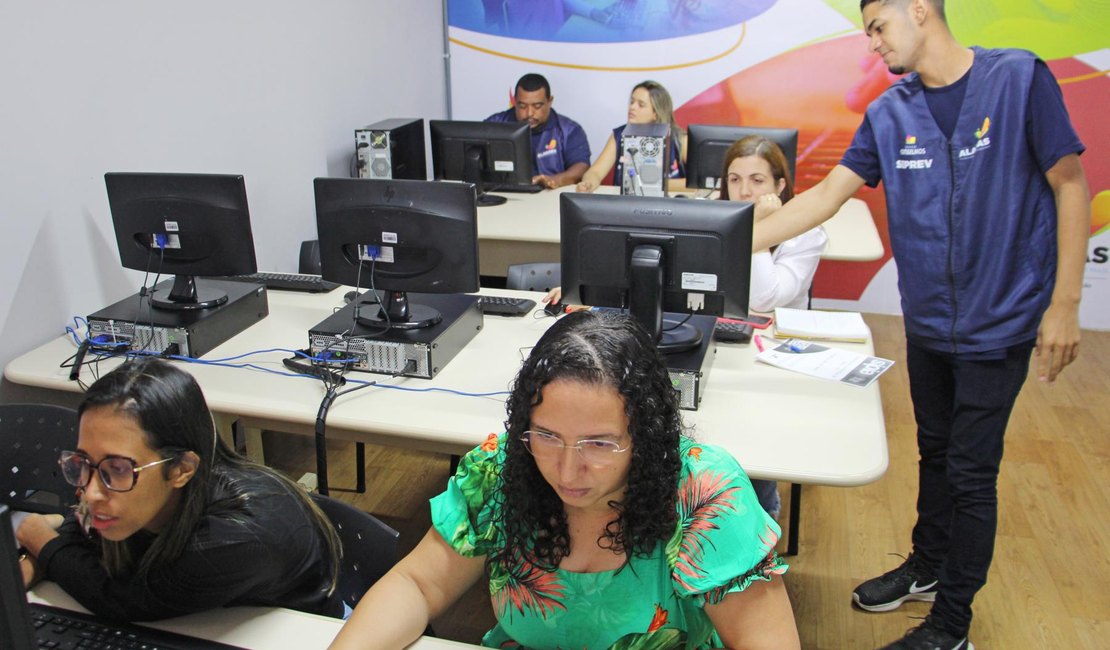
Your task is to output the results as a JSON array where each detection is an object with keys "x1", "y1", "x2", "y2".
[{"x1": 430, "y1": 433, "x2": 787, "y2": 650}]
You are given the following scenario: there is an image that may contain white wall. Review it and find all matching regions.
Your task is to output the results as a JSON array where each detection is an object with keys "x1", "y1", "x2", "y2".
[{"x1": 0, "y1": 1, "x2": 447, "y2": 397}]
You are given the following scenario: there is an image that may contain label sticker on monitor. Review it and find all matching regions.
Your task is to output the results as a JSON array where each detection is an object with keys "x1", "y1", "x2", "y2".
[
  {"x1": 382, "y1": 232, "x2": 398, "y2": 244},
  {"x1": 493, "y1": 160, "x2": 515, "y2": 172},
  {"x1": 681, "y1": 272, "x2": 717, "y2": 292},
  {"x1": 163, "y1": 220, "x2": 179, "y2": 232}
]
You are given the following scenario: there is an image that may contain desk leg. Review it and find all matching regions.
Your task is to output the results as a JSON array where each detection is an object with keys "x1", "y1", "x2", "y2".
[
  {"x1": 213, "y1": 414, "x2": 236, "y2": 453},
  {"x1": 786, "y1": 483, "x2": 802, "y2": 556},
  {"x1": 215, "y1": 415, "x2": 266, "y2": 464},
  {"x1": 242, "y1": 425, "x2": 265, "y2": 465}
]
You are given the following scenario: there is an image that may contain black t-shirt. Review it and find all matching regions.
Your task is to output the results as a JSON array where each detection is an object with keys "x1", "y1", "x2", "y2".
[{"x1": 38, "y1": 468, "x2": 343, "y2": 621}]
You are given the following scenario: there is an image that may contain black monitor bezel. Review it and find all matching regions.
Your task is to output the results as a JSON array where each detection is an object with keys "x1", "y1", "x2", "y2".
[
  {"x1": 686, "y1": 125, "x2": 799, "y2": 191},
  {"x1": 105, "y1": 172, "x2": 258, "y2": 278},
  {"x1": 313, "y1": 177, "x2": 480, "y2": 296},
  {"x1": 428, "y1": 119, "x2": 535, "y2": 189},
  {"x1": 559, "y1": 193, "x2": 754, "y2": 329}
]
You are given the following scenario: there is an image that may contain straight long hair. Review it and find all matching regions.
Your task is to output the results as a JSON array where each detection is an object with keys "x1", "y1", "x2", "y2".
[
  {"x1": 717, "y1": 135, "x2": 795, "y2": 203},
  {"x1": 633, "y1": 80, "x2": 684, "y2": 147},
  {"x1": 78, "y1": 358, "x2": 340, "y2": 593}
]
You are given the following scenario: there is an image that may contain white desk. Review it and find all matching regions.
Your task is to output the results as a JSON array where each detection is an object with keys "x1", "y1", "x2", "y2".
[
  {"x1": 4, "y1": 288, "x2": 887, "y2": 488},
  {"x1": 29, "y1": 581, "x2": 481, "y2": 650},
  {"x1": 477, "y1": 186, "x2": 884, "y2": 276}
]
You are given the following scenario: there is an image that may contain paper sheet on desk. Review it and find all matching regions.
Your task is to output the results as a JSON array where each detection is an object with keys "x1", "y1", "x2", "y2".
[{"x1": 756, "y1": 339, "x2": 893, "y2": 388}]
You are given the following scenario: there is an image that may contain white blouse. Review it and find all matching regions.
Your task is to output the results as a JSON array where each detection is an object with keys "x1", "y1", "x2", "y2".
[{"x1": 748, "y1": 226, "x2": 828, "y2": 313}]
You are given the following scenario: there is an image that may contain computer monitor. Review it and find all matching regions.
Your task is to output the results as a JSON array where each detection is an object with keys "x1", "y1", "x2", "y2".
[
  {"x1": 1, "y1": 505, "x2": 35, "y2": 650},
  {"x1": 428, "y1": 119, "x2": 534, "y2": 207},
  {"x1": 105, "y1": 172, "x2": 258, "y2": 311},
  {"x1": 560, "y1": 193, "x2": 754, "y2": 353},
  {"x1": 314, "y1": 177, "x2": 480, "y2": 330},
  {"x1": 685, "y1": 125, "x2": 799, "y2": 191}
]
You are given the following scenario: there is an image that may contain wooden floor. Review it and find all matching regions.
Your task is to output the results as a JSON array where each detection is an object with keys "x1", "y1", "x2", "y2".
[{"x1": 262, "y1": 314, "x2": 1110, "y2": 649}]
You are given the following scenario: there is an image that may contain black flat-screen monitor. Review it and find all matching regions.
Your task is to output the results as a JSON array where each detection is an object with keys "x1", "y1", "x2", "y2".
[
  {"x1": 686, "y1": 125, "x2": 799, "y2": 191},
  {"x1": 105, "y1": 172, "x2": 258, "y2": 311},
  {"x1": 429, "y1": 119, "x2": 534, "y2": 207},
  {"x1": 1, "y1": 505, "x2": 34, "y2": 650},
  {"x1": 314, "y1": 178, "x2": 480, "y2": 330},
  {"x1": 560, "y1": 193, "x2": 754, "y2": 353}
]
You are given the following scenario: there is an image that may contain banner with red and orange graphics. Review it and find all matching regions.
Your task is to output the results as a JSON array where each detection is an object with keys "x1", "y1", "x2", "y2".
[{"x1": 447, "y1": 0, "x2": 1109, "y2": 329}]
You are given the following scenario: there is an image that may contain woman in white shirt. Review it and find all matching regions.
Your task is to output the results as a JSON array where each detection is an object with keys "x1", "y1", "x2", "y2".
[
  {"x1": 720, "y1": 135, "x2": 827, "y2": 314},
  {"x1": 719, "y1": 135, "x2": 827, "y2": 518}
]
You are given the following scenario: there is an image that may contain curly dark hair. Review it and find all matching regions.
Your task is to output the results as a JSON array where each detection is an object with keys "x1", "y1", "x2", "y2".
[{"x1": 492, "y1": 310, "x2": 684, "y2": 571}]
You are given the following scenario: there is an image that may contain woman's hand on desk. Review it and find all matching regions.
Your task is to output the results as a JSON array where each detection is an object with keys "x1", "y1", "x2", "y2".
[
  {"x1": 541, "y1": 287, "x2": 562, "y2": 305},
  {"x1": 576, "y1": 178, "x2": 599, "y2": 193}
]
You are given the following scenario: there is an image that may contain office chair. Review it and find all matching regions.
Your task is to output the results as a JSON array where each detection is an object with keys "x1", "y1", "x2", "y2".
[
  {"x1": 299, "y1": 240, "x2": 322, "y2": 275},
  {"x1": 505, "y1": 262, "x2": 561, "y2": 293},
  {"x1": 0, "y1": 404, "x2": 79, "y2": 515},
  {"x1": 310, "y1": 493, "x2": 400, "y2": 611}
]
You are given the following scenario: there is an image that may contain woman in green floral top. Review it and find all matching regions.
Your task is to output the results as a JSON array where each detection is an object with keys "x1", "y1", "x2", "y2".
[{"x1": 330, "y1": 311, "x2": 799, "y2": 650}]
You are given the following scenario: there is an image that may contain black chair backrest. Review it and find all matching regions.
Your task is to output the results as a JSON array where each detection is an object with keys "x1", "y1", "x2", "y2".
[
  {"x1": 506, "y1": 262, "x2": 561, "y2": 293},
  {"x1": 299, "y1": 239, "x2": 322, "y2": 275},
  {"x1": 0, "y1": 404, "x2": 78, "y2": 515},
  {"x1": 310, "y1": 493, "x2": 400, "y2": 609}
]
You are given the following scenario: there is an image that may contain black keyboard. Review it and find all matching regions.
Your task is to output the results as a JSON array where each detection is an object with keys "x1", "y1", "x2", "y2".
[
  {"x1": 478, "y1": 296, "x2": 536, "y2": 316},
  {"x1": 488, "y1": 182, "x2": 544, "y2": 194},
  {"x1": 714, "y1": 319, "x2": 754, "y2": 343},
  {"x1": 224, "y1": 272, "x2": 340, "y2": 293},
  {"x1": 30, "y1": 602, "x2": 246, "y2": 649}
]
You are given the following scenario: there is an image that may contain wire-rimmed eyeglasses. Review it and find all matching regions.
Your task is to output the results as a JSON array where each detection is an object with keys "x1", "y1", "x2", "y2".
[
  {"x1": 520, "y1": 430, "x2": 631, "y2": 466},
  {"x1": 58, "y1": 450, "x2": 176, "y2": 493}
]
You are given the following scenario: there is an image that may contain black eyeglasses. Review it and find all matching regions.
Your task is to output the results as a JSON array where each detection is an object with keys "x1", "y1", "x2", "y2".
[{"x1": 57, "y1": 450, "x2": 175, "y2": 493}]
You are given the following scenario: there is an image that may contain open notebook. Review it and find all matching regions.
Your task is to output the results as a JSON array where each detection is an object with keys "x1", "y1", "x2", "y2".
[{"x1": 1, "y1": 504, "x2": 243, "y2": 650}]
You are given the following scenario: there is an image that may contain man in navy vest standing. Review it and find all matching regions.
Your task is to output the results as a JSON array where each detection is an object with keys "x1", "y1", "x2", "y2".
[
  {"x1": 753, "y1": 1, "x2": 1090, "y2": 648},
  {"x1": 486, "y1": 73, "x2": 591, "y2": 189}
]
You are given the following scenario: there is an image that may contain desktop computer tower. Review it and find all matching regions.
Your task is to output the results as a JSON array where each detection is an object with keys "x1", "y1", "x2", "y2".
[
  {"x1": 620, "y1": 123, "x2": 670, "y2": 197},
  {"x1": 355, "y1": 118, "x2": 427, "y2": 180},
  {"x1": 86, "y1": 280, "x2": 269, "y2": 358},
  {"x1": 664, "y1": 313, "x2": 716, "y2": 410},
  {"x1": 307, "y1": 293, "x2": 482, "y2": 379}
]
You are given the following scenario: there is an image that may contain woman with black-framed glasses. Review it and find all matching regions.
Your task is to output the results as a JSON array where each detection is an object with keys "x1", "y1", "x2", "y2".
[
  {"x1": 332, "y1": 310, "x2": 800, "y2": 650},
  {"x1": 14, "y1": 357, "x2": 344, "y2": 622}
]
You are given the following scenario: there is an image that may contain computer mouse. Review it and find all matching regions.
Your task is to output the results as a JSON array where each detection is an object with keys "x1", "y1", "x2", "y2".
[{"x1": 343, "y1": 290, "x2": 358, "y2": 304}]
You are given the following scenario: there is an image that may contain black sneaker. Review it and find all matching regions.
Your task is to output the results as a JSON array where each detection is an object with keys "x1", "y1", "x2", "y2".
[
  {"x1": 853, "y1": 553, "x2": 938, "y2": 612},
  {"x1": 879, "y1": 617, "x2": 973, "y2": 649}
]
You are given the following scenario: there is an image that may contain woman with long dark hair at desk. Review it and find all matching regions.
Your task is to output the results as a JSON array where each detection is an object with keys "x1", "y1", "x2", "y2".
[
  {"x1": 329, "y1": 310, "x2": 799, "y2": 649},
  {"x1": 576, "y1": 80, "x2": 687, "y2": 193},
  {"x1": 15, "y1": 357, "x2": 344, "y2": 621}
]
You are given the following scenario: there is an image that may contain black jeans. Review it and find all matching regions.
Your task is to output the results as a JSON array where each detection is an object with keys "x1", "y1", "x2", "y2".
[{"x1": 905, "y1": 340, "x2": 1032, "y2": 637}]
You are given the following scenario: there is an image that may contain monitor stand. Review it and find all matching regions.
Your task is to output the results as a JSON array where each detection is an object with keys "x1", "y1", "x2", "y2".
[
  {"x1": 657, "y1": 317, "x2": 704, "y2": 355},
  {"x1": 476, "y1": 191, "x2": 507, "y2": 207},
  {"x1": 354, "y1": 290, "x2": 442, "y2": 330},
  {"x1": 150, "y1": 274, "x2": 229, "y2": 311},
  {"x1": 464, "y1": 144, "x2": 508, "y2": 206}
]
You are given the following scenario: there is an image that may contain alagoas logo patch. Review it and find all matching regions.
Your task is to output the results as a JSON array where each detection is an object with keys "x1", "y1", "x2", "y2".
[
  {"x1": 896, "y1": 133, "x2": 931, "y2": 169},
  {"x1": 537, "y1": 138, "x2": 559, "y2": 158},
  {"x1": 959, "y1": 117, "x2": 992, "y2": 159}
]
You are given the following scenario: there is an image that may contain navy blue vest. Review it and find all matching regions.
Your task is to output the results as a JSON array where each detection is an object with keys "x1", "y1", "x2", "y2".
[{"x1": 868, "y1": 47, "x2": 1056, "y2": 354}]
